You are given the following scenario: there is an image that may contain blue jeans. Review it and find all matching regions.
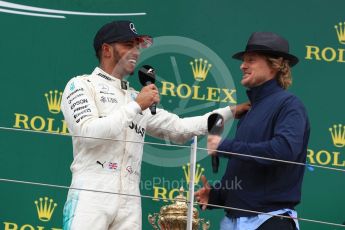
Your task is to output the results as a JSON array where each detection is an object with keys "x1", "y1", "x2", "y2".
[
  {"x1": 220, "y1": 213, "x2": 297, "y2": 230},
  {"x1": 220, "y1": 216, "x2": 235, "y2": 230}
]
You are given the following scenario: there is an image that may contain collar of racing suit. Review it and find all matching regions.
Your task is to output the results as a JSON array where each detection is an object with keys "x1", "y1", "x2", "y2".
[{"x1": 92, "y1": 67, "x2": 129, "y2": 90}]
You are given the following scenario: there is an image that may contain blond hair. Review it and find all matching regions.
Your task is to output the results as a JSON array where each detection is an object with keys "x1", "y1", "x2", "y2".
[{"x1": 265, "y1": 56, "x2": 292, "y2": 89}]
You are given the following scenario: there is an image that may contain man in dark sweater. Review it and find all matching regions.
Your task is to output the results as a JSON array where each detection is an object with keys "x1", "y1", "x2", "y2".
[{"x1": 195, "y1": 32, "x2": 310, "y2": 230}]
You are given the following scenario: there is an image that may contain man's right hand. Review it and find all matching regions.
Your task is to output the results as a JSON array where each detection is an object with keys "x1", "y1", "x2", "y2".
[
  {"x1": 207, "y1": 135, "x2": 222, "y2": 156},
  {"x1": 136, "y1": 84, "x2": 160, "y2": 111},
  {"x1": 194, "y1": 175, "x2": 211, "y2": 211}
]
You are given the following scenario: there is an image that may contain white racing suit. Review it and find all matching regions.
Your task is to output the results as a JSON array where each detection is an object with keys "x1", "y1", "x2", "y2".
[{"x1": 61, "y1": 67, "x2": 232, "y2": 230}]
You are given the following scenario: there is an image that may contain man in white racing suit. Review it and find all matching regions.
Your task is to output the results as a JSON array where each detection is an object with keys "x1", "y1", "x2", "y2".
[{"x1": 61, "y1": 20, "x2": 250, "y2": 230}]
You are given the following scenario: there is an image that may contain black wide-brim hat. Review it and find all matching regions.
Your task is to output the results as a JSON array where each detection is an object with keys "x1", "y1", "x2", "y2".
[
  {"x1": 232, "y1": 32, "x2": 299, "y2": 67},
  {"x1": 93, "y1": 20, "x2": 153, "y2": 53}
]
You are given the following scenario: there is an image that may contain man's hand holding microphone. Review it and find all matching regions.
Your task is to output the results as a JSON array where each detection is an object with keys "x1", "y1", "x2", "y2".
[
  {"x1": 136, "y1": 84, "x2": 160, "y2": 112},
  {"x1": 136, "y1": 65, "x2": 160, "y2": 113},
  {"x1": 208, "y1": 102, "x2": 251, "y2": 156}
]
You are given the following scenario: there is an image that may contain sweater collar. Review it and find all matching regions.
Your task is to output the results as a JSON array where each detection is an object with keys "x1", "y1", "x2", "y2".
[{"x1": 246, "y1": 79, "x2": 283, "y2": 104}]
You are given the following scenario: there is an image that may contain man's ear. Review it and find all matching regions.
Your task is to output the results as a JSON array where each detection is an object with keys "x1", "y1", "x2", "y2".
[{"x1": 102, "y1": 43, "x2": 111, "y2": 58}]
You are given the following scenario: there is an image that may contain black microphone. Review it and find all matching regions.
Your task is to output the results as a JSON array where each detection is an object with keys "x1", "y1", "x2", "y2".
[
  {"x1": 138, "y1": 65, "x2": 157, "y2": 115},
  {"x1": 208, "y1": 113, "x2": 224, "y2": 173}
]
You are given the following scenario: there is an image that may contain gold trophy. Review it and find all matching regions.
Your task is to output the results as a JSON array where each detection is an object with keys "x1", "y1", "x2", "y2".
[{"x1": 148, "y1": 187, "x2": 210, "y2": 230}]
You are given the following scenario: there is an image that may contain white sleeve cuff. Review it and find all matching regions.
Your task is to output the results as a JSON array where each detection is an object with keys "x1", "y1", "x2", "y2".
[
  {"x1": 127, "y1": 101, "x2": 142, "y2": 114},
  {"x1": 214, "y1": 106, "x2": 233, "y2": 122}
]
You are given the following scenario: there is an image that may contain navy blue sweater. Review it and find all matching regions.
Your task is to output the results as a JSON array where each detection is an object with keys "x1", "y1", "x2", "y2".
[{"x1": 208, "y1": 79, "x2": 310, "y2": 218}]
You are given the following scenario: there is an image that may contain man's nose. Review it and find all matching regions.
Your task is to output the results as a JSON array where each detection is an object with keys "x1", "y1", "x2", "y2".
[
  {"x1": 131, "y1": 46, "x2": 140, "y2": 57},
  {"x1": 240, "y1": 62, "x2": 247, "y2": 70}
]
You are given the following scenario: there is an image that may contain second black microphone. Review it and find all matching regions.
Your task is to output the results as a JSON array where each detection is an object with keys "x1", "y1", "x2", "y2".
[{"x1": 138, "y1": 65, "x2": 157, "y2": 115}]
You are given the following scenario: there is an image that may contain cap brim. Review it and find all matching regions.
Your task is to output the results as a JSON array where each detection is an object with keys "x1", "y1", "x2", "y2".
[
  {"x1": 136, "y1": 35, "x2": 153, "y2": 49},
  {"x1": 232, "y1": 50, "x2": 299, "y2": 67}
]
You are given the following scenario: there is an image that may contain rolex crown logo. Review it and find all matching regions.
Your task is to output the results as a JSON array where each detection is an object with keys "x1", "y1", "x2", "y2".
[
  {"x1": 329, "y1": 124, "x2": 345, "y2": 147},
  {"x1": 45, "y1": 90, "x2": 62, "y2": 114},
  {"x1": 182, "y1": 163, "x2": 204, "y2": 185},
  {"x1": 190, "y1": 58, "x2": 212, "y2": 81},
  {"x1": 334, "y1": 21, "x2": 345, "y2": 44},
  {"x1": 34, "y1": 197, "x2": 57, "y2": 222}
]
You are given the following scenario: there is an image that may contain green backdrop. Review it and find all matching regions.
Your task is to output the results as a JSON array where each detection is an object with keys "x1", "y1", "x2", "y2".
[{"x1": 0, "y1": 0, "x2": 344, "y2": 229}]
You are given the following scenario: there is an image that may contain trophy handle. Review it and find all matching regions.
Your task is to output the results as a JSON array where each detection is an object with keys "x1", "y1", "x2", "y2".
[
  {"x1": 199, "y1": 218, "x2": 210, "y2": 230},
  {"x1": 148, "y1": 213, "x2": 160, "y2": 230}
]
